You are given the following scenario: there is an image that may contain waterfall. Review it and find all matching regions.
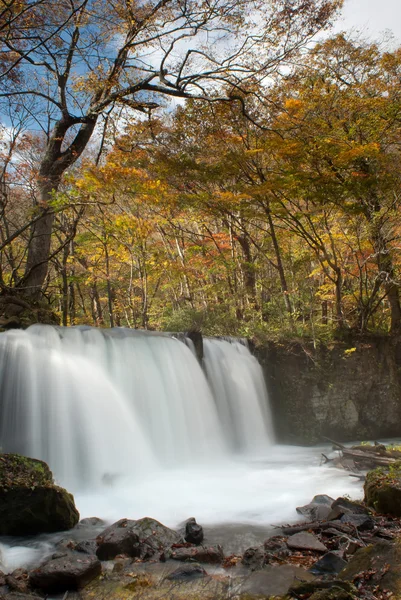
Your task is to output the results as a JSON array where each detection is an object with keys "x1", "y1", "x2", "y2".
[
  {"x1": 0, "y1": 325, "x2": 273, "y2": 491},
  {"x1": 203, "y1": 338, "x2": 274, "y2": 453}
]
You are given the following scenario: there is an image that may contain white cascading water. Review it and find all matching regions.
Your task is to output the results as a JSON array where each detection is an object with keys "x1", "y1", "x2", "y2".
[
  {"x1": 0, "y1": 324, "x2": 362, "y2": 549},
  {"x1": 203, "y1": 338, "x2": 273, "y2": 453}
]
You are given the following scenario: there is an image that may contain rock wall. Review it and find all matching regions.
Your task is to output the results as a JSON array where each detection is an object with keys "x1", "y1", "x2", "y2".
[{"x1": 254, "y1": 336, "x2": 401, "y2": 444}]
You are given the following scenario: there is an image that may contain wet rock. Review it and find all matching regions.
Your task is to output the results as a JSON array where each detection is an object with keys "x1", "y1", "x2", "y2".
[
  {"x1": 0, "y1": 454, "x2": 79, "y2": 535},
  {"x1": 340, "y1": 513, "x2": 375, "y2": 531},
  {"x1": 0, "y1": 594, "x2": 39, "y2": 600},
  {"x1": 76, "y1": 517, "x2": 105, "y2": 528},
  {"x1": 29, "y1": 554, "x2": 101, "y2": 593},
  {"x1": 75, "y1": 540, "x2": 97, "y2": 555},
  {"x1": 331, "y1": 497, "x2": 368, "y2": 515},
  {"x1": 96, "y1": 519, "x2": 140, "y2": 560},
  {"x1": 364, "y1": 467, "x2": 401, "y2": 516},
  {"x1": 184, "y1": 518, "x2": 204, "y2": 545},
  {"x1": 240, "y1": 565, "x2": 314, "y2": 598},
  {"x1": 340, "y1": 539, "x2": 401, "y2": 596},
  {"x1": 309, "y1": 552, "x2": 348, "y2": 575},
  {"x1": 96, "y1": 517, "x2": 181, "y2": 561},
  {"x1": 309, "y1": 590, "x2": 356, "y2": 600},
  {"x1": 297, "y1": 495, "x2": 335, "y2": 521},
  {"x1": 264, "y1": 537, "x2": 289, "y2": 559},
  {"x1": 241, "y1": 546, "x2": 266, "y2": 570},
  {"x1": 170, "y1": 545, "x2": 224, "y2": 564},
  {"x1": 166, "y1": 564, "x2": 208, "y2": 581},
  {"x1": 286, "y1": 532, "x2": 327, "y2": 552},
  {"x1": 5, "y1": 569, "x2": 30, "y2": 594}
]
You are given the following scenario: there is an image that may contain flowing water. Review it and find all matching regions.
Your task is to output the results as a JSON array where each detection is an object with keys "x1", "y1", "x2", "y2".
[{"x1": 0, "y1": 325, "x2": 363, "y2": 570}]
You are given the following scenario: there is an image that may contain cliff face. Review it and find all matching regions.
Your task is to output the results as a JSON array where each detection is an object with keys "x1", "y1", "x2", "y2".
[{"x1": 254, "y1": 337, "x2": 401, "y2": 444}]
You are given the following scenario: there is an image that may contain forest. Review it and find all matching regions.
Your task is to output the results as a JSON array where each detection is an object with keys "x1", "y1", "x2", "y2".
[{"x1": 1, "y1": 0, "x2": 400, "y2": 341}]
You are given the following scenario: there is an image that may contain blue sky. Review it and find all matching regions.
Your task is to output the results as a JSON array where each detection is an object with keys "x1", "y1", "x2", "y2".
[{"x1": 340, "y1": 0, "x2": 401, "y2": 41}]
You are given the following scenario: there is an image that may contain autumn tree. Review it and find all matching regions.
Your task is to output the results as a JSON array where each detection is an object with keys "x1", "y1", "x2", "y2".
[{"x1": 0, "y1": 0, "x2": 343, "y2": 306}]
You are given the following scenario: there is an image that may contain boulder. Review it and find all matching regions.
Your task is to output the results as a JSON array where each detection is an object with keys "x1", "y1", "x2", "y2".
[
  {"x1": 96, "y1": 517, "x2": 181, "y2": 561},
  {"x1": 331, "y1": 497, "x2": 368, "y2": 515},
  {"x1": 340, "y1": 539, "x2": 401, "y2": 596},
  {"x1": 76, "y1": 517, "x2": 105, "y2": 529},
  {"x1": 241, "y1": 546, "x2": 266, "y2": 570},
  {"x1": 264, "y1": 537, "x2": 289, "y2": 560},
  {"x1": 0, "y1": 454, "x2": 79, "y2": 535},
  {"x1": 309, "y1": 552, "x2": 347, "y2": 575},
  {"x1": 339, "y1": 513, "x2": 375, "y2": 531},
  {"x1": 286, "y1": 532, "x2": 327, "y2": 552},
  {"x1": 296, "y1": 495, "x2": 335, "y2": 521},
  {"x1": 184, "y1": 518, "x2": 204, "y2": 545},
  {"x1": 29, "y1": 554, "x2": 101, "y2": 593},
  {"x1": 170, "y1": 545, "x2": 224, "y2": 564},
  {"x1": 166, "y1": 564, "x2": 208, "y2": 581},
  {"x1": 364, "y1": 466, "x2": 401, "y2": 516}
]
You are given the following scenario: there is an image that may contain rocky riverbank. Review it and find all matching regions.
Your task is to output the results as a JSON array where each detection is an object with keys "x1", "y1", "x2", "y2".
[{"x1": 1, "y1": 451, "x2": 401, "y2": 599}]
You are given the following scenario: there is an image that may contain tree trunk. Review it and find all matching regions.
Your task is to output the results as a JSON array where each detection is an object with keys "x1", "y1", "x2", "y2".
[{"x1": 265, "y1": 203, "x2": 292, "y2": 316}]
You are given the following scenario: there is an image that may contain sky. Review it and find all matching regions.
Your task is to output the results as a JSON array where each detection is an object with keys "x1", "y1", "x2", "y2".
[{"x1": 339, "y1": 0, "x2": 401, "y2": 42}]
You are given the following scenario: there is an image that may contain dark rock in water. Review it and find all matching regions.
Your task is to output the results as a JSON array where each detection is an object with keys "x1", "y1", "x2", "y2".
[
  {"x1": 340, "y1": 513, "x2": 375, "y2": 531},
  {"x1": 240, "y1": 565, "x2": 314, "y2": 598},
  {"x1": 75, "y1": 539, "x2": 97, "y2": 555},
  {"x1": 297, "y1": 495, "x2": 335, "y2": 521},
  {"x1": 241, "y1": 546, "x2": 266, "y2": 570},
  {"x1": 331, "y1": 497, "x2": 368, "y2": 515},
  {"x1": 166, "y1": 564, "x2": 207, "y2": 581},
  {"x1": 76, "y1": 517, "x2": 105, "y2": 528},
  {"x1": 5, "y1": 569, "x2": 30, "y2": 594},
  {"x1": 96, "y1": 517, "x2": 181, "y2": 561},
  {"x1": 0, "y1": 454, "x2": 79, "y2": 535},
  {"x1": 364, "y1": 467, "x2": 401, "y2": 516},
  {"x1": 286, "y1": 532, "x2": 327, "y2": 552},
  {"x1": 29, "y1": 554, "x2": 101, "y2": 593},
  {"x1": 96, "y1": 519, "x2": 140, "y2": 560},
  {"x1": 309, "y1": 552, "x2": 347, "y2": 575},
  {"x1": 264, "y1": 537, "x2": 289, "y2": 559},
  {"x1": 170, "y1": 545, "x2": 224, "y2": 564},
  {"x1": 184, "y1": 518, "x2": 204, "y2": 545},
  {"x1": 0, "y1": 594, "x2": 39, "y2": 600}
]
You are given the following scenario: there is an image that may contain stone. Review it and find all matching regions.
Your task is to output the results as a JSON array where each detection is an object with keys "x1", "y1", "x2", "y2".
[
  {"x1": 241, "y1": 546, "x2": 266, "y2": 570},
  {"x1": 96, "y1": 519, "x2": 140, "y2": 560},
  {"x1": 286, "y1": 532, "x2": 327, "y2": 552},
  {"x1": 184, "y1": 518, "x2": 204, "y2": 545},
  {"x1": 364, "y1": 467, "x2": 401, "y2": 516},
  {"x1": 331, "y1": 497, "x2": 368, "y2": 515},
  {"x1": 340, "y1": 513, "x2": 375, "y2": 531},
  {"x1": 75, "y1": 540, "x2": 97, "y2": 555},
  {"x1": 5, "y1": 569, "x2": 30, "y2": 594},
  {"x1": 166, "y1": 564, "x2": 208, "y2": 581},
  {"x1": 0, "y1": 454, "x2": 79, "y2": 535},
  {"x1": 340, "y1": 539, "x2": 401, "y2": 596},
  {"x1": 240, "y1": 565, "x2": 314, "y2": 598},
  {"x1": 309, "y1": 552, "x2": 348, "y2": 575},
  {"x1": 96, "y1": 517, "x2": 181, "y2": 561},
  {"x1": 297, "y1": 495, "x2": 335, "y2": 521},
  {"x1": 170, "y1": 545, "x2": 224, "y2": 564},
  {"x1": 264, "y1": 537, "x2": 289, "y2": 559},
  {"x1": 76, "y1": 517, "x2": 105, "y2": 528},
  {"x1": 29, "y1": 554, "x2": 101, "y2": 593}
]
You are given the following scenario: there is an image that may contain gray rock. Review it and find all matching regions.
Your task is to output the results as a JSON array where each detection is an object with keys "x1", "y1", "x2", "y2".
[
  {"x1": 29, "y1": 554, "x2": 101, "y2": 593},
  {"x1": 340, "y1": 513, "x2": 375, "y2": 531},
  {"x1": 170, "y1": 545, "x2": 224, "y2": 564},
  {"x1": 166, "y1": 564, "x2": 207, "y2": 581},
  {"x1": 241, "y1": 546, "x2": 266, "y2": 570},
  {"x1": 332, "y1": 497, "x2": 368, "y2": 515},
  {"x1": 184, "y1": 518, "x2": 204, "y2": 545},
  {"x1": 297, "y1": 495, "x2": 335, "y2": 521},
  {"x1": 75, "y1": 539, "x2": 97, "y2": 555},
  {"x1": 96, "y1": 517, "x2": 181, "y2": 561},
  {"x1": 309, "y1": 551, "x2": 348, "y2": 575},
  {"x1": 76, "y1": 517, "x2": 105, "y2": 528},
  {"x1": 286, "y1": 532, "x2": 327, "y2": 552}
]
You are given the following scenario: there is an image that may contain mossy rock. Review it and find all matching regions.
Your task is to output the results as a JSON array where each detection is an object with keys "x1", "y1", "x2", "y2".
[
  {"x1": 364, "y1": 465, "x2": 401, "y2": 515},
  {"x1": 340, "y1": 539, "x2": 401, "y2": 596},
  {"x1": 0, "y1": 453, "x2": 79, "y2": 535}
]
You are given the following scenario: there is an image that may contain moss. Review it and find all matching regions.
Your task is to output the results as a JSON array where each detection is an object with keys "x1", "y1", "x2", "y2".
[
  {"x1": 0, "y1": 453, "x2": 79, "y2": 535},
  {"x1": 0, "y1": 453, "x2": 53, "y2": 489},
  {"x1": 364, "y1": 466, "x2": 401, "y2": 515}
]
